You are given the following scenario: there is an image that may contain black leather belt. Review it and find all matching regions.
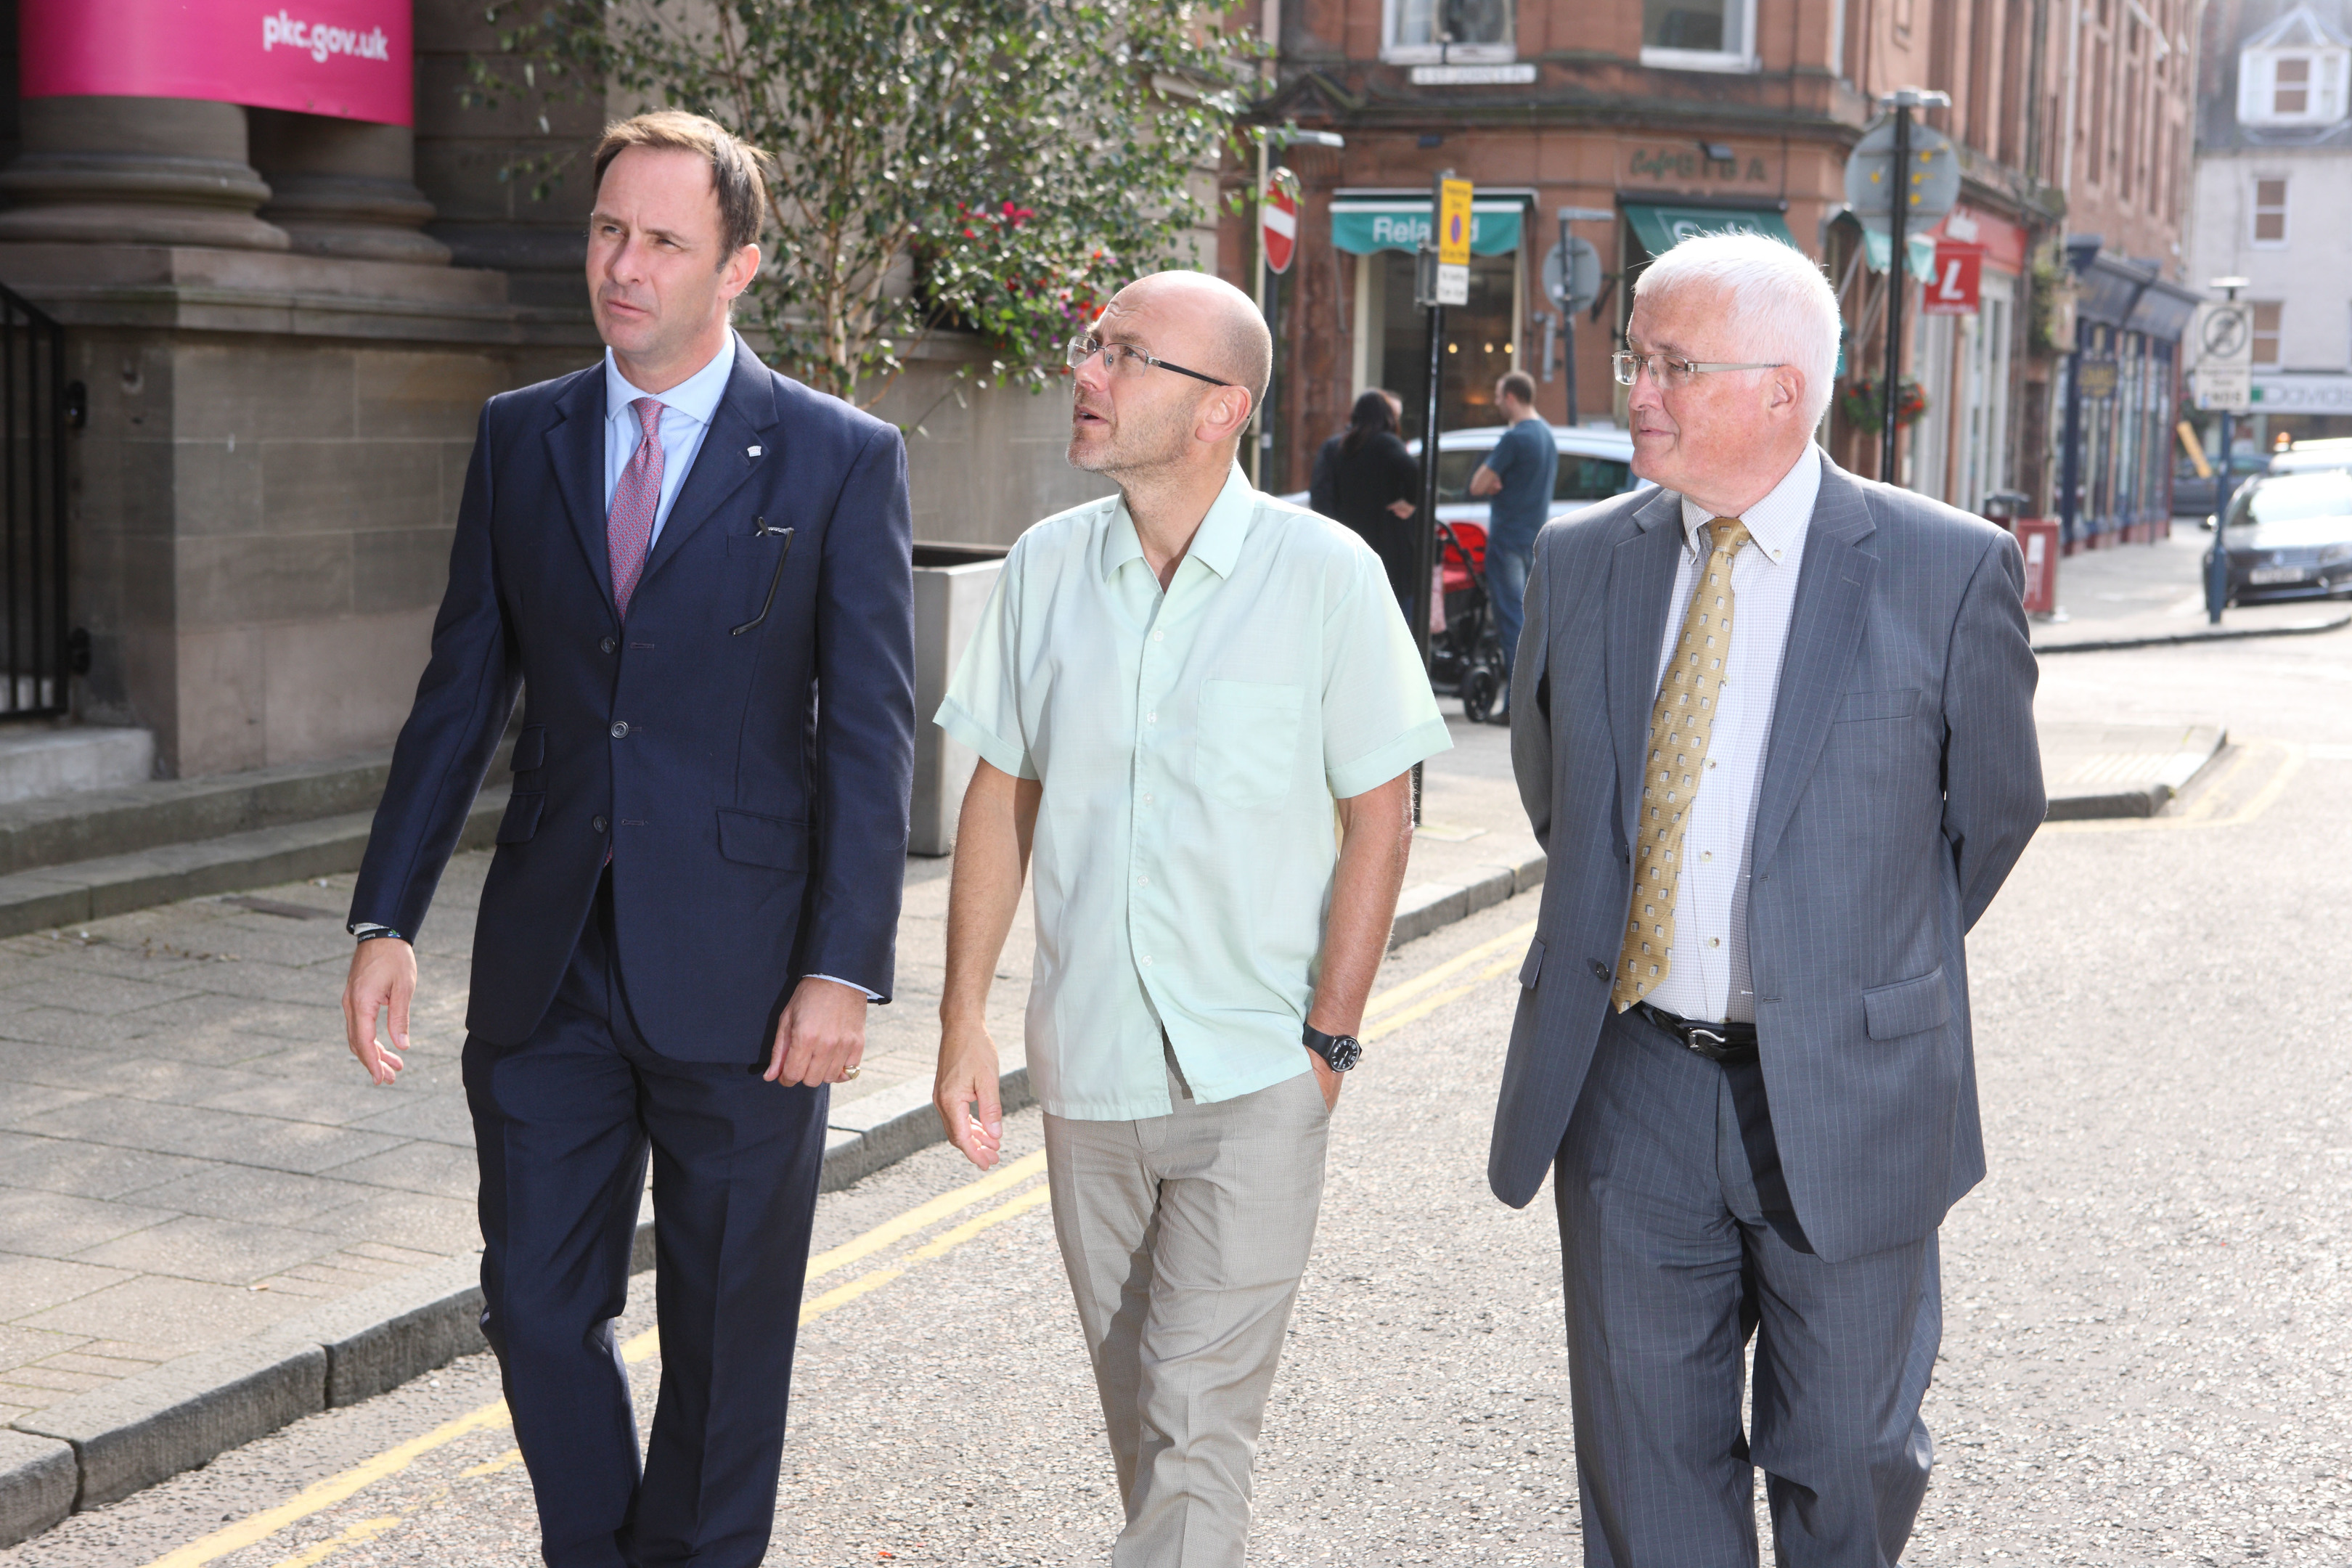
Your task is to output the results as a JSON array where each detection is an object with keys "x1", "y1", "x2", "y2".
[{"x1": 1633, "y1": 1002, "x2": 1758, "y2": 1063}]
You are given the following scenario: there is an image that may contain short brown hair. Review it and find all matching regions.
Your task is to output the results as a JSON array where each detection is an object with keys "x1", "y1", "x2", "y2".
[
  {"x1": 592, "y1": 111, "x2": 768, "y2": 260},
  {"x1": 1498, "y1": 370, "x2": 1538, "y2": 408}
]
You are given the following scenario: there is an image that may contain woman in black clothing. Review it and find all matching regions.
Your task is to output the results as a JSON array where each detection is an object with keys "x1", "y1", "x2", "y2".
[{"x1": 1308, "y1": 389, "x2": 1421, "y2": 616}]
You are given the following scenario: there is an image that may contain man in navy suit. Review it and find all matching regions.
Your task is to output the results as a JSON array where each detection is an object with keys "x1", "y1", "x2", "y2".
[{"x1": 340, "y1": 110, "x2": 914, "y2": 1568}]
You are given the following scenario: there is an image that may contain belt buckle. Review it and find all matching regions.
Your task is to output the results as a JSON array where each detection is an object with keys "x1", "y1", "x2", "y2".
[{"x1": 1686, "y1": 1026, "x2": 1728, "y2": 1060}]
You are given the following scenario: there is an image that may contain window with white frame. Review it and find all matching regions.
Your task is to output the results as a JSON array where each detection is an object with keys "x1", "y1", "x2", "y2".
[
  {"x1": 2251, "y1": 177, "x2": 2289, "y2": 245},
  {"x1": 2237, "y1": 36, "x2": 2351, "y2": 126},
  {"x1": 2253, "y1": 302, "x2": 2282, "y2": 365},
  {"x1": 1641, "y1": 0, "x2": 1759, "y2": 70},
  {"x1": 1384, "y1": 0, "x2": 1516, "y2": 63}
]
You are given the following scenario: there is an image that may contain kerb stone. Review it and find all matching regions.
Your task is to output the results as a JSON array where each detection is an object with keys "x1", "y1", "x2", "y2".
[
  {"x1": 13, "y1": 1336, "x2": 325, "y2": 1510},
  {"x1": 0, "y1": 1431, "x2": 75, "y2": 1548},
  {"x1": 266, "y1": 1255, "x2": 487, "y2": 1408}
]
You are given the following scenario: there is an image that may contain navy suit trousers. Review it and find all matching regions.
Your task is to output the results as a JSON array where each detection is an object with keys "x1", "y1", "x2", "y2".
[
  {"x1": 1553, "y1": 1008, "x2": 1940, "y2": 1567},
  {"x1": 463, "y1": 873, "x2": 828, "y2": 1568}
]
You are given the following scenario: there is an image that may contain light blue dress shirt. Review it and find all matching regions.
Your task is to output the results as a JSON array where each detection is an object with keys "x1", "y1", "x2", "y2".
[
  {"x1": 939, "y1": 466, "x2": 1451, "y2": 1120},
  {"x1": 601, "y1": 335, "x2": 738, "y2": 545}
]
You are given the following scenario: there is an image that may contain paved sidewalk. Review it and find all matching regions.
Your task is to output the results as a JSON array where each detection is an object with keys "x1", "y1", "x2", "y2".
[
  {"x1": 0, "y1": 716, "x2": 1536, "y2": 1435},
  {"x1": 2031, "y1": 528, "x2": 2351, "y2": 650}
]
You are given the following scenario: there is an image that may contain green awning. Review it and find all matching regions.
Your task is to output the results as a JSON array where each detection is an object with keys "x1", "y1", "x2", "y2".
[
  {"x1": 1862, "y1": 226, "x2": 1941, "y2": 281},
  {"x1": 1622, "y1": 203, "x2": 1798, "y2": 257},
  {"x1": 1331, "y1": 199, "x2": 1524, "y2": 256}
]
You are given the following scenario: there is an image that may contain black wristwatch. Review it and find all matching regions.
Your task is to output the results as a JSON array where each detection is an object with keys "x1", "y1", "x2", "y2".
[{"x1": 1303, "y1": 1025, "x2": 1363, "y2": 1072}]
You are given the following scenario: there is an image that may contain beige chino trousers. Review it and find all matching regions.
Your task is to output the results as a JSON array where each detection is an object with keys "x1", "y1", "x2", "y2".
[{"x1": 1042, "y1": 1049, "x2": 1330, "y2": 1568}]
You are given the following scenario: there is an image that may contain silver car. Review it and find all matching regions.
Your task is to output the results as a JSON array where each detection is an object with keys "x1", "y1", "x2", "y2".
[{"x1": 2208, "y1": 468, "x2": 2352, "y2": 603}]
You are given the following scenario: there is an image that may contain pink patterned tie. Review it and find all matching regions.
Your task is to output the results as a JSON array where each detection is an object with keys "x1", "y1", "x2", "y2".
[{"x1": 607, "y1": 396, "x2": 665, "y2": 618}]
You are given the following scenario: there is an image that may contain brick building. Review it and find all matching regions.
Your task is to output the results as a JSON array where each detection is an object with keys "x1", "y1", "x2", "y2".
[{"x1": 1225, "y1": 0, "x2": 2193, "y2": 536}]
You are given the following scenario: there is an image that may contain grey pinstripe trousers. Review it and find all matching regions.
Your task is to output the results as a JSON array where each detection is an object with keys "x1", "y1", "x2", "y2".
[
  {"x1": 1554, "y1": 1007, "x2": 1940, "y2": 1567},
  {"x1": 1043, "y1": 1051, "x2": 1328, "y2": 1568}
]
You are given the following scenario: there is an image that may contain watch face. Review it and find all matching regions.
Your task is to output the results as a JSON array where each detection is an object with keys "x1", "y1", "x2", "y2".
[{"x1": 1328, "y1": 1035, "x2": 1363, "y2": 1071}]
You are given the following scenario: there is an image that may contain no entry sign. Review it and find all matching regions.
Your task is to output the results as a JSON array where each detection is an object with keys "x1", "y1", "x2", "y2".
[{"x1": 1261, "y1": 168, "x2": 1300, "y2": 275}]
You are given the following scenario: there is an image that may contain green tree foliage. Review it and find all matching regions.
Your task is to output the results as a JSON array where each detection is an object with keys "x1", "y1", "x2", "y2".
[{"x1": 475, "y1": 1, "x2": 1259, "y2": 409}]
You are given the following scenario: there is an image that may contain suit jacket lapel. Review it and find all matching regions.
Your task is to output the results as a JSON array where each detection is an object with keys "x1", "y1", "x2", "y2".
[
  {"x1": 1751, "y1": 458, "x2": 1880, "y2": 875},
  {"x1": 637, "y1": 338, "x2": 782, "y2": 594},
  {"x1": 1608, "y1": 487, "x2": 1688, "y2": 849},
  {"x1": 542, "y1": 366, "x2": 615, "y2": 621}
]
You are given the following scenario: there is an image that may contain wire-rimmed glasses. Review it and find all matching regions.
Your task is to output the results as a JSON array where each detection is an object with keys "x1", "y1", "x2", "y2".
[{"x1": 1611, "y1": 351, "x2": 1785, "y2": 391}]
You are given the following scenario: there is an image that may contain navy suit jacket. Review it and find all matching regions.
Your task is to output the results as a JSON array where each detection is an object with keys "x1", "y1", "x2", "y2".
[
  {"x1": 1490, "y1": 457, "x2": 2043, "y2": 1262},
  {"x1": 351, "y1": 337, "x2": 916, "y2": 1060}
]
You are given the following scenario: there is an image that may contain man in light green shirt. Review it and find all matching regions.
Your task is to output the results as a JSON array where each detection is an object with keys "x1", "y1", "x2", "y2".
[{"x1": 933, "y1": 271, "x2": 1448, "y2": 1565}]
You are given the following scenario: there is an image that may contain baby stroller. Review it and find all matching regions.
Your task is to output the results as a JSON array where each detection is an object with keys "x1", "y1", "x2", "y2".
[{"x1": 1428, "y1": 520, "x2": 1507, "y2": 724}]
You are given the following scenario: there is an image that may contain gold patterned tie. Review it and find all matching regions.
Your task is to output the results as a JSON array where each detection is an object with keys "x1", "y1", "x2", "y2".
[{"x1": 1612, "y1": 518, "x2": 1752, "y2": 1012}]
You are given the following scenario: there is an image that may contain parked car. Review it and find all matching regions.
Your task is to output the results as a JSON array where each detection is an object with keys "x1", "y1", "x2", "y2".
[
  {"x1": 1283, "y1": 422, "x2": 1650, "y2": 527},
  {"x1": 2267, "y1": 436, "x2": 2352, "y2": 477},
  {"x1": 2205, "y1": 468, "x2": 2352, "y2": 604},
  {"x1": 2173, "y1": 450, "x2": 2266, "y2": 517}
]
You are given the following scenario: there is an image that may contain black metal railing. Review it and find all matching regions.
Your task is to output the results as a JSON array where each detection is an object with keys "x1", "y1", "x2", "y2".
[{"x1": 0, "y1": 283, "x2": 69, "y2": 718}]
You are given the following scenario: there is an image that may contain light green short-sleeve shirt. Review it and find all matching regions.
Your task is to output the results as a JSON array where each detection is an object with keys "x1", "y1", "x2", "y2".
[{"x1": 937, "y1": 465, "x2": 1452, "y2": 1122}]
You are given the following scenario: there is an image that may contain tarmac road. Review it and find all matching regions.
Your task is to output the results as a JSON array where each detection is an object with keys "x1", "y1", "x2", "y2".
[{"x1": 4, "y1": 625, "x2": 2348, "y2": 1568}]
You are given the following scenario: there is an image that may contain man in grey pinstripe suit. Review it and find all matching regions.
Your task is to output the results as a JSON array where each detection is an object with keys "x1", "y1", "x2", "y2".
[{"x1": 1494, "y1": 232, "x2": 2045, "y2": 1565}]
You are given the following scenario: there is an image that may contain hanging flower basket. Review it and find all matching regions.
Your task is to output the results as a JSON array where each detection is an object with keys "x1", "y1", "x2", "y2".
[{"x1": 1839, "y1": 378, "x2": 1930, "y2": 435}]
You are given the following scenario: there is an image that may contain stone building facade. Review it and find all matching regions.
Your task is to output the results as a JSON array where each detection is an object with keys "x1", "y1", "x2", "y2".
[{"x1": 0, "y1": 1, "x2": 1097, "y2": 780}]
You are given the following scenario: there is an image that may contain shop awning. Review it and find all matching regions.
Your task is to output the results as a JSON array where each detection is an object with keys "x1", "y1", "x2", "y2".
[
  {"x1": 1622, "y1": 202, "x2": 1798, "y2": 258},
  {"x1": 1861, "y1": 226, "x2": 1941, "y2": 281},
  {"x1": 1331, "y1": 198, "x2": 1525, "y2": 256}
]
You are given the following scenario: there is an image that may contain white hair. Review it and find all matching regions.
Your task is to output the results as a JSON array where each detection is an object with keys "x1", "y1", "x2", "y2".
[{"x1": 1633, "y1": 231, "x2": 1842, "y2": 428}]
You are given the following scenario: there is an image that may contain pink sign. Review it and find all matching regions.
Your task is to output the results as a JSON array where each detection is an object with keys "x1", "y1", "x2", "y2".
[{"x1": 23, "y1": 2, "x2": 413, "y2": 127}]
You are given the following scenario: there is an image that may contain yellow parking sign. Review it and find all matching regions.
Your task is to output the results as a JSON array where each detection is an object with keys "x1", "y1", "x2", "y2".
[{"x1": 1437, "y1": 178, "x2": 1474, "y2": 267}]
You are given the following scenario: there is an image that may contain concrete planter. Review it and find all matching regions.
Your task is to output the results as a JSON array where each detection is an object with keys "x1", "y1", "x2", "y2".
[{"x1": 910, "y1": 543, "x2": 1008, "y2": 856}]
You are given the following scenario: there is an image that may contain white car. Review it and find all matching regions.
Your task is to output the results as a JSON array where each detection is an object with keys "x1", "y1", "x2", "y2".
[{"x1": 1284, "y1": 423, "x2": 1650, "y2": 534}]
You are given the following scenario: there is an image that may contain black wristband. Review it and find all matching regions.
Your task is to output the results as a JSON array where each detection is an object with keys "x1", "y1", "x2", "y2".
[{"x1": 352, "y1": 928, "x2": 405, "y2": 944}]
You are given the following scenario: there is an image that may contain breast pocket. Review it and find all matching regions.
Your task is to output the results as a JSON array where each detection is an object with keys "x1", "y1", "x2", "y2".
[{"x1": 1194, "y1": 679, "x2": 1304, "y2": 810}]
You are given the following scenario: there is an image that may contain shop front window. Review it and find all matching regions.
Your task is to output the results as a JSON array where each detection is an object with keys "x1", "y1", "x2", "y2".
[
  {"x1": 1374, "y1": 249, "x2": 1521, "y2": 441},
  {"x1": 1641, "y1": 0, "x2": 1757, "y2": 70},
  {"x1": 1384, "y1": 0, "x2": 1517, "y2": 62}
]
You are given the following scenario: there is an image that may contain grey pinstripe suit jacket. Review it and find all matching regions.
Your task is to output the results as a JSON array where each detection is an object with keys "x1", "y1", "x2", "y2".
[{"x1": 1490, "y1": 454, "x2": 2045, "y2": 1263}]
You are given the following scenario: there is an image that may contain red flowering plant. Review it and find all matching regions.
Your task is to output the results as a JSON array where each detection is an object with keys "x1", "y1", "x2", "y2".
[
  {"x1": 476, "y1": 0, "x2": 1260, "y2": 412},
  {"x1": 1838, "y1": 377, "x2": 1930, "y2": 435}
]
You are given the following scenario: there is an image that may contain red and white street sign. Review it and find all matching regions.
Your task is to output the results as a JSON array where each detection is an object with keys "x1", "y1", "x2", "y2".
[
  {"x1": 1261, "y1": 169, "x2": 1300, "y2": 274},
  {"x1": 1923, "y1": 242, "x2": 1983, "y2": 316}
]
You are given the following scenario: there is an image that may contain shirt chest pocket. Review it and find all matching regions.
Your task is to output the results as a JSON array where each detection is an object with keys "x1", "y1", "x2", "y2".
[{"x1": 1193, "y1": 679, "x2": 1304, "y2": 810}]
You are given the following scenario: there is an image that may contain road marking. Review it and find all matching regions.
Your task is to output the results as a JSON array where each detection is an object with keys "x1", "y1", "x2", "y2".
[
  {"x1": 803, "y1": 1148, "x2": 1048, "y2": 1285},
  {"x1": 140, "y1": 1163, "x2": 1055, "y2": 1568},
  {"x1": 2042, "y1": 740, "x2": 2305, "y2": 833},
  {"x1": 1365, "y1": 920, "x2": 1536, "y2": 1021},
  {"x1": 1366, "y1": 956, "x2": 1522, "y2": 1041},
  {"x1": 142, "y1": 914, "x2": 1549, "y2": 1568},
  {"x1": 267, "y1": 1516, "x2": 401, "y2": 1568}
]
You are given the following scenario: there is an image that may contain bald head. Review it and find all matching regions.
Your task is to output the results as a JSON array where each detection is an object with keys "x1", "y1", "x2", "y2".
[{"x1": 1100, "y1": 270, "x2": 1271, "y2": 420}]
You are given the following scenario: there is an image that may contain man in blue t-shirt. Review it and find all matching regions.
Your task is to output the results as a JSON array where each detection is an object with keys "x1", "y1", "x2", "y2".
[{"x1": 1468, "y1": 370, "x2": 1556, "y2": 721}]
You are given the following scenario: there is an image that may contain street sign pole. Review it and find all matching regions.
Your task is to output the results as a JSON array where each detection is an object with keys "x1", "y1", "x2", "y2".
[
  {"x1": 2204, "y1": 277, "x2": 2252, "y2": 625},
  {"x1": 1881, "y1": 102, "x2": 1909, "y2": 486},
  {"x1": 1559, "y1": 208, "x2": 1577, "y2": 426},
  {"x1": 1410, "y1": 169, "x2": 1471, "y2": 824}
]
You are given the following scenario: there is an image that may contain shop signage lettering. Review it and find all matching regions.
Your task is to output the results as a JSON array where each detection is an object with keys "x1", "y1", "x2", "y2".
[
  {"x1": 1366, "y1": 213, "x2": 1498, "y2": 248},
  {"x1": 1626, "y1": 149, "x2": 1771, "y2": 182},
  {"x1": 21, "y1": 0, "x2": 413, "y2": 126}
]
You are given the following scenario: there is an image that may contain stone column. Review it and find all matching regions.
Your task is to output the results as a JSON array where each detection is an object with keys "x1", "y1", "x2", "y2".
[
  {"x1": 0, "y1": 96, "x2": 287, "y2": 249},
  {"x1": 248, "y1": 112, "x2": 453, "y2": 266}
]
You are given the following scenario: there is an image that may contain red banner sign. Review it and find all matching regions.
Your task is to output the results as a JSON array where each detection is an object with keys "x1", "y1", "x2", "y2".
[
  {"x1": 23, "y1": 1, "x2": 415, "y2": 127},
  {"x1": 1923, "y1": 243, "x2": 1983, "y2": 316}
]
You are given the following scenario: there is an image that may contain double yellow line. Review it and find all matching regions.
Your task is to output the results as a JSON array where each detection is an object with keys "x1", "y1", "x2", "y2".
[{"x1": 144, "y1": 917, "x2": 1541, "y2": 1568}]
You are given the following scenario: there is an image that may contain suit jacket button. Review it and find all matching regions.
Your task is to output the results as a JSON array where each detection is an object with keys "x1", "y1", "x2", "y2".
[
  {"x1": 592, "y1": 815, "x2": 608, "y2": 833},
  {"x1": 610, "y1": 721, "x2": 629, "y2": 738},
  {"x1": 1589, "y1": 960, "x2": 1609, "y2": 980},
  {"x1": 600, "y1": 637, "x2": 616, "y2": 654}
]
